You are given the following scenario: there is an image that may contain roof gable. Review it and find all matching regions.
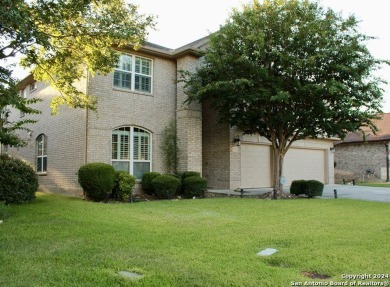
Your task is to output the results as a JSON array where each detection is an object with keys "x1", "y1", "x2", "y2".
[{"x1": 339, "y1": 113, "x2": 390, "y2": 143}]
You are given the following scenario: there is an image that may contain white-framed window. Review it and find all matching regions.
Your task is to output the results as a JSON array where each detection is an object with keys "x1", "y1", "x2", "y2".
[
  {"x1": 29, "y1": 82, "x2": 36, "y2": 92},
  {"x1": 36, "y1": 134, "x2": 47, "y2": 173},
  {"x1": 113, "y1": 54, "x2": 152, "y2": 93},
  {"x1": 111, "y1": 126, "x2": 152, "y2": 179}
]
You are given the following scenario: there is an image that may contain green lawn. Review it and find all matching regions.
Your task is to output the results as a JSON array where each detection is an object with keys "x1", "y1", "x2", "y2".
[
  {"x1": 356, "y1": 182, "x2": 390, "y2": 188},
  {"x1": 0, "y1": 193, "x2": 389, "y2": 287}
]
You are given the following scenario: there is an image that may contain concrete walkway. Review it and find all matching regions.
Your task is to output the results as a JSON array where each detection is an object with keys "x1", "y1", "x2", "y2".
[{"x1": 207, "y1": 184, "x2": 390, "y2": 203}]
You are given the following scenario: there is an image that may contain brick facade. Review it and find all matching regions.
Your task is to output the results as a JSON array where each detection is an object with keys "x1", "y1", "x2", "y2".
[
  {"x1": 334, "y1": 114, "x2": 390, "y2": 183},
  {"x1": 7, "y1": 37, "x2": 337, "y2": 195},
  {"x1": 335, "y1": 142, "x2": 389, "y2": 182},
  {"x1": 7, "y1": 79, "x2": 86, "y2": 195},
  {"x1": 176, "y1": 55, "x2": 203, "y2": 173}
]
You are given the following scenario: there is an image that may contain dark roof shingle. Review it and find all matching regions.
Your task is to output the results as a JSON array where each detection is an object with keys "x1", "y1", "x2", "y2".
[{"x1": 339, "y1": 113, "x2": 390, "y2": 143}]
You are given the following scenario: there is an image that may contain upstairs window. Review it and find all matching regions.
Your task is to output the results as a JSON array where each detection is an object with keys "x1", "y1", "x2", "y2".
[
  {"x1": 113, "y1": 54, "x2": 152, "y2": 93},
  {"x1": 29, "y1": 82, "x2": 37, "y2": 92}
]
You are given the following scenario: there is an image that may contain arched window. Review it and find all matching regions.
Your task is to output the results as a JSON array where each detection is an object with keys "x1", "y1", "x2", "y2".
[
  {"x1": 111, "y1": 127, "x2": 151, "y2": 179},
  {"x1": 36, "y1": 134, "x2": 47, "y2": 173}
]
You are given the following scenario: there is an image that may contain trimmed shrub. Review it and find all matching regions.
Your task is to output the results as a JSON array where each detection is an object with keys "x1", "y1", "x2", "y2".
[
  {"x1": 290, "y1": 180, "x2": 307, "y2": 196},
  {"x1": 0, "y1": 154, "x2": 38, "y2": 204},
  {"x1": 171, "y1": 172, "x2": 184, "y2": 195},
  {"x1": 182, "y1": 171, "x2": 201, "y2": 179},
  {"x1": 305, "y1": 180, "x2": 324, "y2": 198},
  {"x1": 183, "y1": 176, "x2": 207, "y2": 198},
  {"x1": 142, "y1": 172, "x2": 161, "y2": 195},
  {"x1": 78, "y1": 163, "x2": 115, "y2": 201},
  {"x1": 112, "y1": 171, "x2": 136, "y2": 201},
  {"x1": 0, "y1": 202, "x2": 11, "y2": 219},
  {"x1": 290, "y1": 179, "x2": 324, "y2": 198},
  {"x1": 152, "y1": 175, "x2": 180, "y2": 199}
]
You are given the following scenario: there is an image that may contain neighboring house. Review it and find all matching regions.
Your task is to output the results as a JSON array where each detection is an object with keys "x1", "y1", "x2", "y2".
[
  {"x1": 7, "y1": 37, "x2": 336, "y2": 195},
  {"x1": 334, "y1": 113, "x2": 390, "y2": 183}
]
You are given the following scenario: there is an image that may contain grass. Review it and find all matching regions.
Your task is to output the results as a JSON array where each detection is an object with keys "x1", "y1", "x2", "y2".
[
  {"x1": 356, "y1": 182, "x2": 390, "y2": 188},
  {"x1": 0, "y1": 193, "x2": 389, "y2": 287}
]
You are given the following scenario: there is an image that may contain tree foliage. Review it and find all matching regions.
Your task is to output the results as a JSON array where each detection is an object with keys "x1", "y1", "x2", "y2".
[
  {"x1": 0, "y1": 71, "x2": 41, "y2": 147},
  {"x1": 0, "y1": 0, "x2": 154, "y2": 147},
  {"x1": 182, "y1": 0, "x2": 388, "y2": 196},
  {"x1": 161, "y1": 121, "x2": 179, "y2": 174}
]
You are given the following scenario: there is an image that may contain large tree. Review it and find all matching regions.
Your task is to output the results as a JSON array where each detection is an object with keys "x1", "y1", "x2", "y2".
[
  {"x1": 182, "y1": 0, "x2": 387, "y2": 197},
  {"x1": 0, "y1": 0, "x2": 154, "y2": 147}
]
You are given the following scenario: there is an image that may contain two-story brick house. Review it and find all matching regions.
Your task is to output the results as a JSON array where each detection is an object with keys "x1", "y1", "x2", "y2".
[{"x1": 7, "y1": 37, "x2": 335, "y2": 195}]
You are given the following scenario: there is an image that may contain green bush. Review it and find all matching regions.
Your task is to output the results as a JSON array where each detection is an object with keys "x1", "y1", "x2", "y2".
[
  {"x1": 112, "y1": 171, "x2": 136, "y2": 201},
  {"x1": 290, "y1": 180, "x2": 307, "y2": 196},
  {"x1": 142, "y1": 172, "x2": 161, "y2": 195},
  {"x1": 305, "y1": 180, "x2": 324, "y2": 198},
  {"x1": 152, "y1": 174, "x2": 180, "y2": 199},
  {"x1": 0, "y1": 202, "x2": 11, "y2": 219},
  {"x1": 175, "y1": 171, "x2": 201, "y2": 195},
  {"x1": 290, "y1": 179, "x2": 324, "y2": 198},
  {"x1": 182, "y1": 171, "x2": 201, "y2": 179},
  {"x1": 78, "y1": 163, "x2": 115, "y2": 201},
  {"x1": 0, "y1": 154, "x2": 38, "y2": 204},
  {"x1": 183, "y1": 176, "x2": 207, "y2": 198}
]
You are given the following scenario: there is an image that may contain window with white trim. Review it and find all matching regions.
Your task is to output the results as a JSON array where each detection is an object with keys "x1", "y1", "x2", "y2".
[
  {"x1": 29, "y1": 82, "x2": 36, "y2": 92},
  {"x1": 36, "y1": 134, "x2": 47, "y2": 173},
  {"x1": 113, "y1": 54, "x2": 152, "y2": 93},
  {"x1": 111, "y1": 127, "x2": 151, "y2": 179}
]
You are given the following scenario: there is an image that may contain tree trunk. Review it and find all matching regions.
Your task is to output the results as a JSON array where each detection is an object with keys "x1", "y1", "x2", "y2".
[{"x1": 272, "y1": 146, "x2": 285, "y2": 199}]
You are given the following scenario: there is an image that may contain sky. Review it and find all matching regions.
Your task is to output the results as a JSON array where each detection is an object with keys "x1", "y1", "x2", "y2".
[{"x1": 131, "y1": 0, "x2": 390, "y2": 112}]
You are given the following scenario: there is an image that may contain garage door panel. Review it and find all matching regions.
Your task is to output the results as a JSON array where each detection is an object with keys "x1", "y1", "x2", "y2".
[
  {"x1": 241, "y1": 145, "x2": 326, "y2": 188},
  {"x1": 284, "y1": 148, "x2": 325, "y2": 186},
  {"x1": 241, "y1": 144, "x2": 272, "y2": 188}
]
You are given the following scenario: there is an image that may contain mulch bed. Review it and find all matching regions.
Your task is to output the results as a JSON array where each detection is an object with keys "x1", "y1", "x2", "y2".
[
  {"x1": 128, "y1": 192, "x2": 307, "y2": 201},
  {"x1": 205, "y1": 191, "x2": 305, "y2": 200}
]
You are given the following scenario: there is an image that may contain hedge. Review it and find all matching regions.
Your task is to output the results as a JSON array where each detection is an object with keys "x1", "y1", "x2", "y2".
[
  {"x1": 152, "y1": 174, "x2": 180, "y2": 199},
  {"x1": 142, "y1": 172, "x2": 161, "y2": 195},
  {"x1": 290, "y1": 179, "x2": 324, "y2": 198},
  {"x1": 0, "y1": 154, "x2": 38, "y2": 204},
  {"x1": 112, "y1": 171, "x2": 136, "y2": 201},
  {"x1": 78, "y1": 163, "x2": 115, "y2": 201},
  {"x1": 183, "y1": 176, "x2": 207, "y2": 198}
]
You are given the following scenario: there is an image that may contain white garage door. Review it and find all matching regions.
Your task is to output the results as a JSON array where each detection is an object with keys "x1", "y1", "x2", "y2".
[
  {"x1": 284, "y1": 148, "x2": 325, "y2": 186},
  {"x1": 241, "y1": 144, "x2": 272, "y2": 188}
]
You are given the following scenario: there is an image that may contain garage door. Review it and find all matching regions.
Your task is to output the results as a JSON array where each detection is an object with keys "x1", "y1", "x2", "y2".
[
  {"x1": 284, "y1": 148, "x2": 325, "y2": 186},
  {"x1": 241, "y1": 144, "x2": 272, "y2": 188}
]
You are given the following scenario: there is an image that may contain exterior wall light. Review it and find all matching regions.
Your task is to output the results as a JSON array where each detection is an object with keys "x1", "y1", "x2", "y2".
[
  {"x1": 233, "y1": 135, "x2": 241, "y2": 146},
  {"x1": 330, "y1": 147, "x2": 335, "y2": 153}
]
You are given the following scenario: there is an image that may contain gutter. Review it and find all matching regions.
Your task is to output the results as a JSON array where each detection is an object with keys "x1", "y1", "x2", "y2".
[{"x1": 84, "y1": 69, "x2": 90, "y2": 165}]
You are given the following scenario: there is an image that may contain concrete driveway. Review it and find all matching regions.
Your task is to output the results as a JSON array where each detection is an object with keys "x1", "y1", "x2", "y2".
[
  {"x1": 208, "y1": 184, "x2": 390, "y2": 203},
  {"x1": 321, "y1": 184, "x2": 390, "y2": 203}
]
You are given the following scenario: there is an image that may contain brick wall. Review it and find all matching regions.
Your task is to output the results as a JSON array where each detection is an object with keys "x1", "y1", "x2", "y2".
[
  {"x1": 87, "y1": 52, "x2": 177, "y2": 175},
  {"x1": 8, "y1": 49, "x2": 178, "y2": 195},
  {"x1": 202, "y1": 101, "x2": 230, "y2": 189},
  {"x1": 176, "y1": 55, "x2": 203, "y2": 173},
  {"x1": 8, "y1": 78, "x2": 87, "y2": 195},
  {"x1": 335, "y1": 142, "x2": 388, "y2": 182}
]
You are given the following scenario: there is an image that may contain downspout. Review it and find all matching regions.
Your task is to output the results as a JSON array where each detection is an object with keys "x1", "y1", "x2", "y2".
[{"x1": 386, "y1": 142, "x2": 389, "y2": 182}]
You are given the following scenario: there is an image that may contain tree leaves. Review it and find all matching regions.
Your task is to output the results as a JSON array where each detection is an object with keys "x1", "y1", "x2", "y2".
[
  {"x1": 181, "y1": 0, "x2": 387, "y2": 191},
  {"x1": 0, "y1": 0, "x2": 154, "y2": 146}
]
